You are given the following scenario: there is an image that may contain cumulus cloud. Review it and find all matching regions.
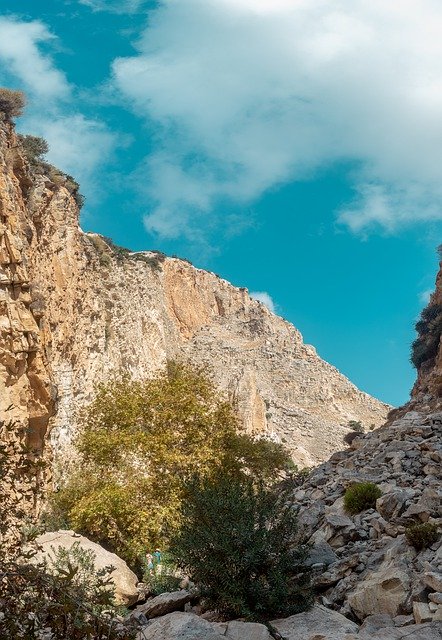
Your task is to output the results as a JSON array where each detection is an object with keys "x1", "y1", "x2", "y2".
[
  {"x1": 112, "y1": 0, "x2": 442, "y2": 239},
  {"x1": 250, "y1": 291, "x2": 276, "y2": 313},
  {"x1": 0, "y1": 17, "x2": 116, "y2": 193}
]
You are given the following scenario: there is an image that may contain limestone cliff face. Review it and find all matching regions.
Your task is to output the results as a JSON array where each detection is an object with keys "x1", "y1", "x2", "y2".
[
  {"x1": 0, "y1": 118, "x2": 389, "y2": 493},
  {"x1": 0, "y1": 121, "x2": 54, "y2": 548}
]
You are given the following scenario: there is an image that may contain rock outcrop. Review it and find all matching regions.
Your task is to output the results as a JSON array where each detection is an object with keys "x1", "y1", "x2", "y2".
[
  {"x1": 293, "y1": 410, "x2": 442, "y2": 627},
  {"x1": 0, "y1": 117, "x2": 388, "y2": 490}
]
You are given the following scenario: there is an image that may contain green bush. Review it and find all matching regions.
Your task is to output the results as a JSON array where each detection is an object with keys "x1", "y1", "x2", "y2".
[
  {"x1": 344, "y1": 482, "x2": 382, "y2": 514},
  {"x1": 411, "y1": 303, "x2": 442, "y2": 369},
  {"x1": 169, "y1": 473, "x2": 313, "y2": 621},
  {"x1": 18, "y1": 134, "x2": 49, "y2": 164},
  {"x1": 405, "y1": 522, "x2": 440, "y2": 550},
  {"x1": 0, "y1": 543, "x2": 133, "y2": 639},
  {"x1": 0, "y1": 87, "x2": 26, "y2": 118},
  {"x1": 348, "y1": 420, "x2": 364, "y2": 433},
  {"x1": 50, "y1": 363, "x2": 292, "y2": 568}
]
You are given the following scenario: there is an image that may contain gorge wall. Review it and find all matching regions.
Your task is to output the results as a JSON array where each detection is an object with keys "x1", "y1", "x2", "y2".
[{"x1": 0, "y1": 118, "x2": 390, "y2": 536}]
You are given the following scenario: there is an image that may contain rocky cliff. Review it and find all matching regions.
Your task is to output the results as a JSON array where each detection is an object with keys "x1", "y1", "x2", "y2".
[{"x1": 0, "y1": 118, "x2": 389, "y2": 537}]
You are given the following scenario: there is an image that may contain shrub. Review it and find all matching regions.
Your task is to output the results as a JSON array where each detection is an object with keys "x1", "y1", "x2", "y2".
[
  {"x1": 344, "y1": 482, "x2": 382, "y2": 514},
  {"x1": 0, "y1": 543, "x2": 133, "y2": 639},
  {"x1": 411, "y1": 303, "x2": 442, "y2": 369},
  {"x1": 18, "y1": 134, "x2": 49, "y2": 164},
  {"x1": 50, "y1": 363, "x2": 292, "y2": 568},
  {"x1": 0, "y1": 87, "x2": 26, "y2": 118},
  {"x1": 405, "y1": 522, "x2": 440, "y2": 550},
  {"x1": 348, "y1": 420, "x2": 364, "y2": 433},
  {"x1": 169, "y1": 473, "x2": 313, "y2": 621}
]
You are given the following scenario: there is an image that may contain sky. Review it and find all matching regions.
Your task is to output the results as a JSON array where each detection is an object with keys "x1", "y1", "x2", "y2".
[{"x1": 0, "y1": 0, "x2": 441, "y2": 407}]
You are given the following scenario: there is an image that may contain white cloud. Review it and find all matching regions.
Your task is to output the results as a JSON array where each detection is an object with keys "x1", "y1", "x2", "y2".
[
  {"x1": 0, "y1": 18, "x2": 69, "y2": 99},
  {"x1": 112, "y1": 0, "x2": 442, "y2": 239},
  {"x1": 0, "y1": 18, "x2": 117, "y2": 196},
  {"x1": 250, "y1": 291, "x2": 276, "y2": 313},
  {"x1": 78, "y1": 0, "x2": 147, "y2": 13}
]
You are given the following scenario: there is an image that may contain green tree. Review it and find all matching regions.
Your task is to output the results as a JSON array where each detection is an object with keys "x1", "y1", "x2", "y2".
[
  {"x1": 169, "y1": 472, "x2": 312, "y2": 620},
  {"x1": 50, "y1": 363, "x2": 291, "y2": 567}
]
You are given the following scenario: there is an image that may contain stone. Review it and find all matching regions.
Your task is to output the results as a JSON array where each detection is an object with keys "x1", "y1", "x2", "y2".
[
  {"x1": 135, "y1": 612, "x2": 225, "y2": 640},
  {"x1": 31, "y1": 530, "x2": 138, "y2": 605},
  {"x1": 270, "y1": 604, "x2": 359, "y2": 639},
  {"x1": 347, "y1": 563, "x2": 411, "y2": 619},
  {"x1": 413, "y1": 601, "x2": 433, "y2": 623},
  {"x1": 359, "y1": 614, "x2": 394, "y2": 632},
  {"x1": 225, "y1": 620, "x2": 273, "y2": 640},
  {"x1": 306, "y1": 537, "x2": 338, "y2": 567},
  {"x1": 429, "y1": 593, "x2": 442, "y2": 604},
  {"x1": 423, "y1": 572, "x2": 442, "y2": 592},
  {"x1": 359, "y1": 622, "x2": 442, "y2": 639},
  {"x1": 137, "y1": 590, "x2": 191, "y2": 618}
]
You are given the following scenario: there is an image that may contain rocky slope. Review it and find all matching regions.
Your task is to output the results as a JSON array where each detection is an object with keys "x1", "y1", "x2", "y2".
[{"x1": 0, "y1": 117, "x2": 388, "y2": 476}]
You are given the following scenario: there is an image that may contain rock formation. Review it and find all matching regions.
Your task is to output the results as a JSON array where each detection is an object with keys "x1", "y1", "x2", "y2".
[{"x1": 0, "y1": 114, "x2": 388, "y2": 508}]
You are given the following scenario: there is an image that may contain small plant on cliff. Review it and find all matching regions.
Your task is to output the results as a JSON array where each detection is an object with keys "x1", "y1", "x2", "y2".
[
  {"x1": 344, "y1": 482, "x2": 381, "y2": 515},
  {"x1": 169, "y1": 472, "x2": 312, "y2": 621},
  {"x1": 405, "y1": 522, "x2": 440, "y2": 550},
  {"x1": 0, "y1": 87, "x2": 26, "y2": 119},
  {"x1": 50, "y1": 363, "x2": 292, "y2": 567},
  {"x1": 348, "y1": 420, "x2": 364, "y2": 433},
  {"x1": 18, "y1": 134, "x2": 49, "y2": 164}
]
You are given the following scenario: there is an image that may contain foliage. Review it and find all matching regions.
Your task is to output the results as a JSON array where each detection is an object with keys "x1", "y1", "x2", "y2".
[
  {"x1": 344, "y1": 482, "x2": 382, "y2": 515},
  {"x1": 18, "y1": 134, "x2": 49, "y2": 164},
  {"x1": 0, "y1": 87, "x2": 26, "y2": 118},
  {"x1": 50, "y1": 363, "x2": 292, "y2": 567},
  {"x1": 142, "y1": 552, "x2": 182, "y2": 595},
  {"x1": 405, "y1": 522, "x2": 440, "y2": 550},
  {"x1": 411, "y1": 303, "x2": 442, "y2": 369},
  {"x1": 348, "y1": 420, "x2": 364, "y2": 432},
  {"x1": 0, "y1": 542, "x2": 133, "y2": 639},
  {"x1": 169, "y1": 472, "x2": 312, "y2": 621}
]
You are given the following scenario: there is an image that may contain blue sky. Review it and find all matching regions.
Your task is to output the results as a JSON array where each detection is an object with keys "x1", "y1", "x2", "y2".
[{"x1": 0, "y1": 0, "x2": 441, "y2": 406}]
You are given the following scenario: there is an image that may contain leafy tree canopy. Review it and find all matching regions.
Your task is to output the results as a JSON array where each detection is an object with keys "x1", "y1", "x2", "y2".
[{"x1": 50, "y1": 363, "x2": 292, "y2": 567}]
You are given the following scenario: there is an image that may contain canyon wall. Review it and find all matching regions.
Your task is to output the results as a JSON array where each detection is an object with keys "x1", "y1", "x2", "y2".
[{"x1": 0, "y1": 117, "x2": 389, "y2": 529}]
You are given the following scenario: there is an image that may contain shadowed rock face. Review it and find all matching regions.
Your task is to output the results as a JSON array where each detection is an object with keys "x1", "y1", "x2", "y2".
[{"x1": 0, "y1": 118, "x2": 388, "y2": 538}]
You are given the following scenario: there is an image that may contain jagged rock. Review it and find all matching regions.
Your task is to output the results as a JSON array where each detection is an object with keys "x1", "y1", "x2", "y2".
[
  {"x1": 137, "y1": 590, "x2": 191, "y2": 618},
  {"x1": 413, "y1": 602, "x2": 433, "y2": 623},
  {"x1": 31, "y1": 530, "x2": 139, "y2": 605},
  {"x1": 270, "y1": 604, "x2": 359, "y2": 639},
  {"x1": 135, "y1": 612, "x2": 225, "y2": 639}
]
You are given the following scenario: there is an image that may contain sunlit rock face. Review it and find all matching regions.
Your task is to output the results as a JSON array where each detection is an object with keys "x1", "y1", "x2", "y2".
[{"x1": 0, "y1": 115, "x2": 388, "y2": 531}]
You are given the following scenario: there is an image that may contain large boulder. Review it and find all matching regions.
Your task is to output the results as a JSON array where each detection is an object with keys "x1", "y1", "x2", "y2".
[
  {"x1": 32, "y1": 530, "x2": 139, "y2": 605},
  {"x1": 270, "y1": 604, "x2": 359, "y2": 639},
  {"x1": 137, "y1": 590, "x2": 191, "y2": 618},
  {"x1": 135, "y1": 612, "x2": 225, "y2": 639},
  {"x1": 347, "y1": 562, "x2": 411, "y2": 619},
  {"x1": 225, "y1": 620, "x2": 273, "y2": 640}
]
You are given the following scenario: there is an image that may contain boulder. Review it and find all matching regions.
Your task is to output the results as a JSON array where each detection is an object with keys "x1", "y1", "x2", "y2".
[
  {"x1": 32, "y1": 530, "x2": 138, "y2": 605},
  {"x1": 423, "y1": 572, "x2": 442, "y2": 592},
  {"x1": 358, "y1": 622, "x2": 442, "y2": 639},
  {"x1": 137, "y1": 590, "x2": 191, "y2": 618},
  {"x1": 347, "y1": 563, "x2": 411, "y2": 619},
  {"x1": 270, "y1": 604, "x2": 359, "y2": 639},
  {"x1": 135, "y1": 612, "x2": 225, "y2": 639},
  {"x1": 225, "y1": 620, "x2": 273, "y2": 640}
]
